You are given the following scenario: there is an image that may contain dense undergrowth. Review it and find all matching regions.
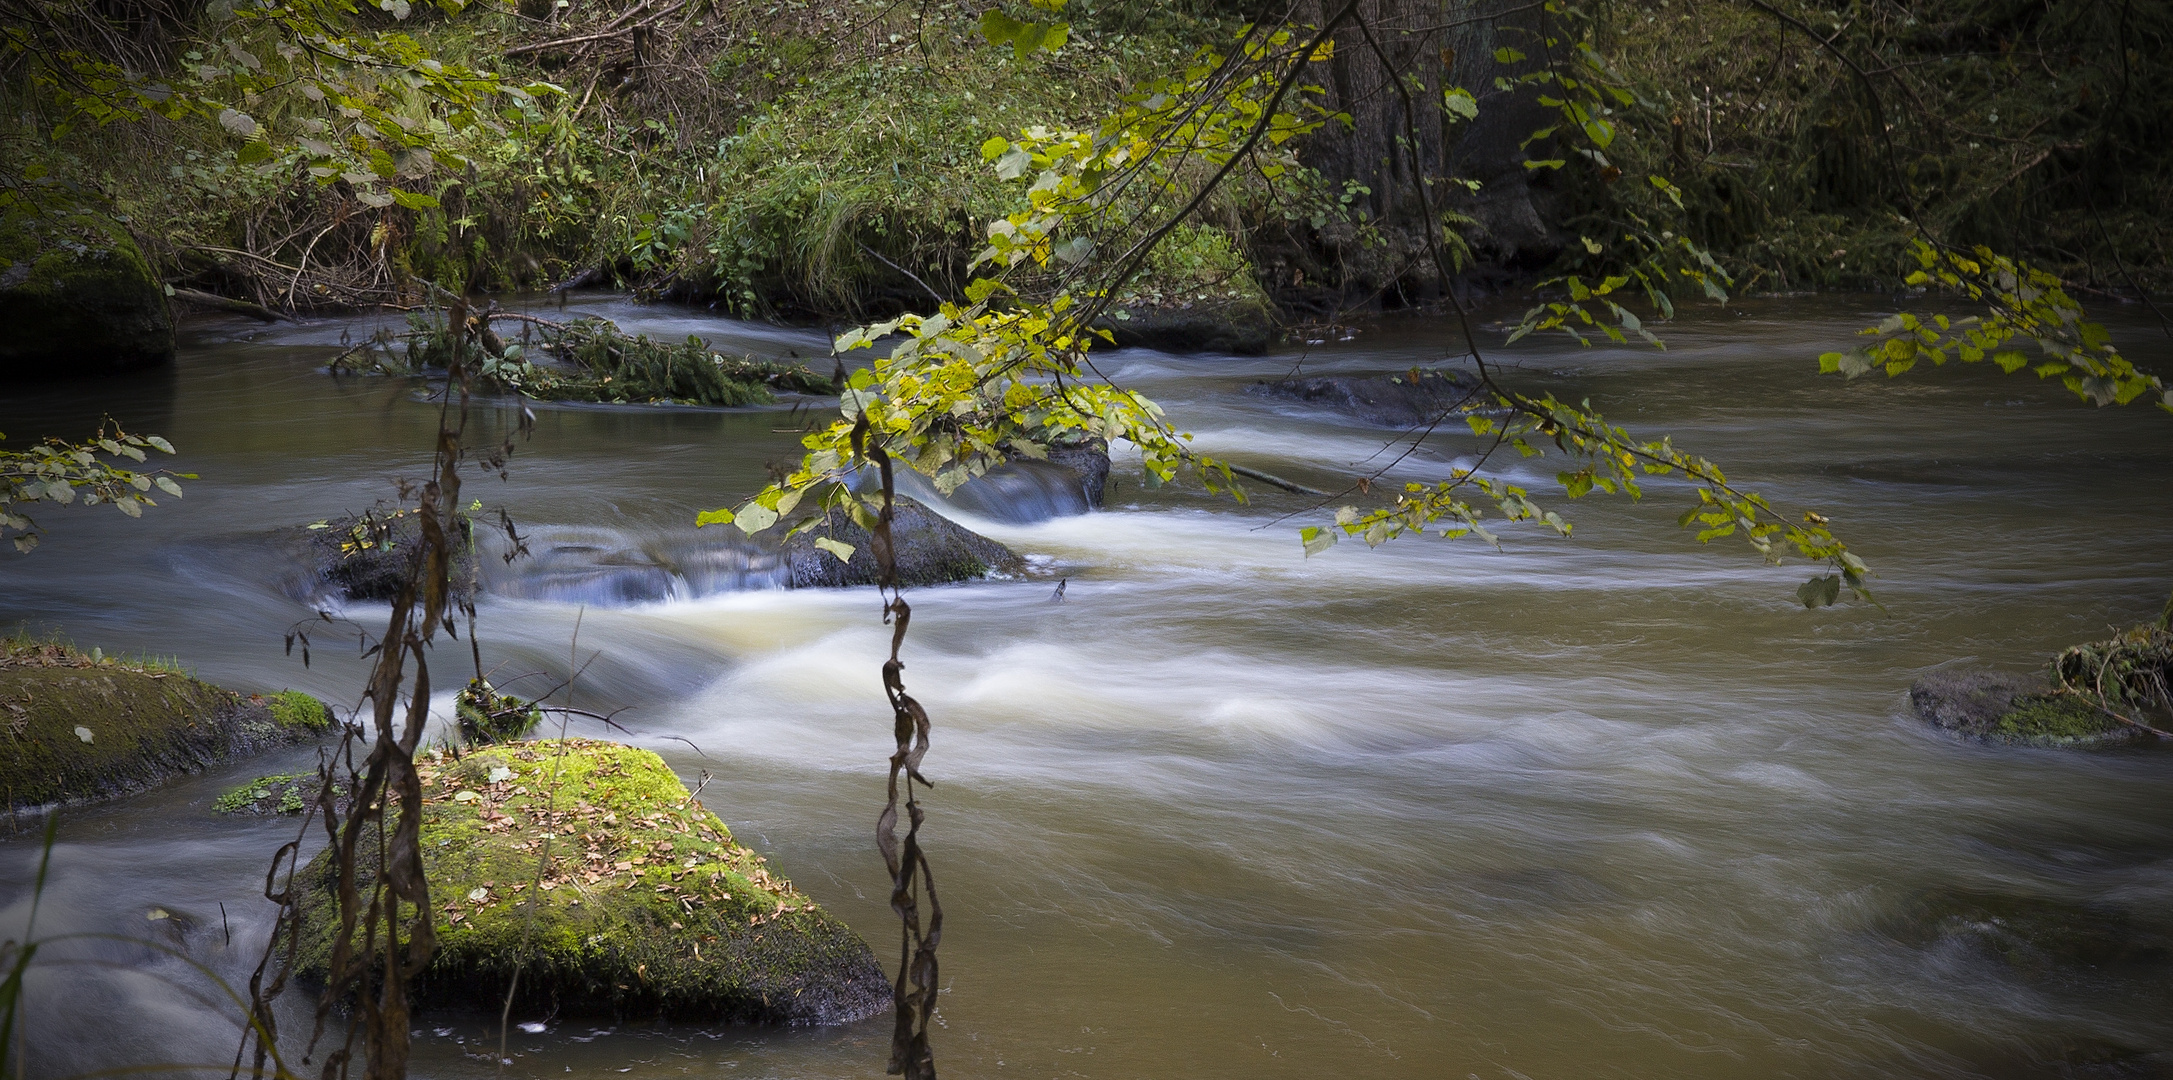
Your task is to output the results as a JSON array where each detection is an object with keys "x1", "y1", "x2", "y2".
[
  {"x1": 2, "y1": 0, "x2": 1306, "y2": 321},
  {"x1": 2, "y1": 0, "x2": 2167, "y2": 324},
  {"x1": 1587, "y1": 0, "x2": 2173, "y2": 292}
]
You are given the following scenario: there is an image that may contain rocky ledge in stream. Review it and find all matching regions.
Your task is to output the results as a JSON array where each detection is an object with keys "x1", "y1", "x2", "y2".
[
  {"x1": 289, "y1": 480, "x2": 1063, "y2": 604},
  {"x1": 0, "y1": 639, "x2": 334, "y2": 815},
  {"x1": 1908, "y1": 669, "x2": 2148, "y2": 748},
  {"x1": 1250, "y1": 368, "x2": 1491, "y2": 428},
  {"x1": 292, "y1": 738, "x2": 889, "y2": 1025}
]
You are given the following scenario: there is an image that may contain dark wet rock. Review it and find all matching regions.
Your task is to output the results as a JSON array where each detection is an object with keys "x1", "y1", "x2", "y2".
[
  {"x1": 1044, "y1": 437, "x2": 1110, "y2": 508},
  {"x1": 293, "y1": 739, "x2": 889, "y2": 1025},
  {"x1": 294, "y1": 511, "x2": 478, "y2": 604},
  {"x1": 1251, "y1": 368, "x2": 1489, "y2": 428},
  {"x1": 1909, "y1": 669, "x2": 2143, "y2": 748},
  {"x1": 784, "y1": 495, "x2": 1025, "y2": 588},
  {"x1": 1882, "y1": 888, "x2": 2173, "y2": 983},
  {"x1": 0, "y1": 200, "x2": 174, "y2": 380},
  {"x1": 934, "y1": 438, "x2": 1110, "y2": 524},
  {"x1": 1099, "y1": 297, "x2": 1272, "y2": 355},
  {"x1": 0, "y1": 642, "x2": 332, "y2": 815}
]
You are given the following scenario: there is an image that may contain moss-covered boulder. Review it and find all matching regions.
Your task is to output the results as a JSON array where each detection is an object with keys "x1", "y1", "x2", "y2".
[
  {"x1": 0, "y1": 641, "x2": 333, "y2": 813},
  {"x1": 1908, "y1": 669, "x2": 2145, "y2": 747},
  {"x1": 783, "y1": 495, "x2": 1025, "y2": 588},
  {"x1": 0, "y1": 195, "x2": 174, "y2": 380},
  {"x1": 294, "y1": 738, "x2": 889, "y2": 1025}
]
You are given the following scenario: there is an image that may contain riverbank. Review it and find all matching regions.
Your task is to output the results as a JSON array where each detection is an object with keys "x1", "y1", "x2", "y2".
[{"x1": 0, "y1": 636, "x2": 330, "y2": 818}]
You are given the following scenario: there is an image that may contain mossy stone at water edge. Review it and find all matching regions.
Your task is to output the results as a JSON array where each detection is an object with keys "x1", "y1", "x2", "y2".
[
  {"x1": 293, "y1": 738, "x2": 888, "y2": 1025},
  {"x1": 1908, "y1": 669, "x2": 2146, "y2": 748},
  {"x1": 0, "y1": 198, "x2": 174, "y2": 379},
  {"x1": 0, "y1": 642, "x2": 333, "y2": 814}
]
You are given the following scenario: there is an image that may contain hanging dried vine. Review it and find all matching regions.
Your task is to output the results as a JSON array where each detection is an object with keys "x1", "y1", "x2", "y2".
[
  {"x1": 235, "y1": 294, "x2": 525, "y2": 1080},
  {"x1": 850, "y1": 413, "x2": 943, "y2": 1080}
]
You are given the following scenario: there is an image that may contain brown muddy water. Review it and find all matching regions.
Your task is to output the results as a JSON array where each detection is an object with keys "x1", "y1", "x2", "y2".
[{"x1": 2, "y1": 295, "x2": 2170, "y2": 1079}]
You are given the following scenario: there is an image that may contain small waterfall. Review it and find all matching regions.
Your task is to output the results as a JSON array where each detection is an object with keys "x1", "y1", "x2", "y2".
[
  {"x1": 478, "y1": 525, "x2": 790, "y2": 604},
  {"x1": 894, "y1": 458, "x2": 1101, "y2": 525}
]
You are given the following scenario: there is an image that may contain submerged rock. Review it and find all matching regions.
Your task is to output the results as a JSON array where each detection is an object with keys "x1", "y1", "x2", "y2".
[
  {"x1": 1881, "y1": 888, "x2": 2173, "y2": 983},
  {"x1": 1908, "y1": 669, "x2": 2145, "y2": 748},
  {"x1": 0, "y1": 199, "x2": 174, "y2": 380},
  {"x1": 783, "y1": 495, "x2": 1025, "y2": 588},
  {"x1": 292, "y1": 738, "x2": 889, "y2": 1025},
  {"x1": 1251, "y1": 368, "x2": 1489, "y2": 428},
  {"x1": 0, "y1": 641, "x2": 333, "y2": 814}
]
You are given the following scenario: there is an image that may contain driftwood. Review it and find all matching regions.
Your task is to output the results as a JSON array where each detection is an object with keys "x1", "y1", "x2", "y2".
[{"x1": 169, "y1": 286, "x2": 292, "y2": 323}]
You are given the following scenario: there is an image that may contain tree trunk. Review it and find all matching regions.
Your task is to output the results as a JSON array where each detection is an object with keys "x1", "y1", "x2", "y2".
[{"x1": 1289, "y1": 0, "x2": 1563, "y2": 296}]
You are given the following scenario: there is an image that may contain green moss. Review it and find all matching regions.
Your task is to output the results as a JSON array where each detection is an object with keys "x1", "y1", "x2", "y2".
[
  {"x1": 213, "y1": 772, "x2": 335, "y2": 814},
  {"x1": 294, "y1": 738, "x2": 885, "y2": 1023},
  {"x1": 1993, "y1": 694, "x2": 2127, "y2": 745},
  {"x1": 267, "y1": 690, "x2": 332, "y2": 734}
]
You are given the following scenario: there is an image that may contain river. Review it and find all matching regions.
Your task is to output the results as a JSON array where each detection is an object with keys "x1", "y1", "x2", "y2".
[{"x1": 3, "y1": 296, "x2": 2169, "y2": 1079}]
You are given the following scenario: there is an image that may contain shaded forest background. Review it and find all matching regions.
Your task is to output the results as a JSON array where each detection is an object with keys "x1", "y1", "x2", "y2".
[{"x1": 3, "y1": 0, "x2": 2168, "y2": 327}]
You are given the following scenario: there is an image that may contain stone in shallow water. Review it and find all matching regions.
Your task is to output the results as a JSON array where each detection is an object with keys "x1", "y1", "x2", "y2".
[
  {"x1": 1908, "y1": 669, "x2": 2143, "y2": 748},
  {"x1": 213, "y1": 771, "x2": 350, "y2": 816},
  {"x1": 292, "y1": 738, "x2": 889, "y2": 1025}
]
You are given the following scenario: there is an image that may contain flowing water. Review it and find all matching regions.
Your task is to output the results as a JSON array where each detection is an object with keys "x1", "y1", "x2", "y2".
[{"x1": 3, "y1": 295, "x2": 2170, "y2": 1079}]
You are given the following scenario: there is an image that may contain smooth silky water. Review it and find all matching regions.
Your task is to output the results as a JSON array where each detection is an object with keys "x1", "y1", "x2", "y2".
[{"x1": 2, "y1": 296, "x2": 2169, "y2": 1078}]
